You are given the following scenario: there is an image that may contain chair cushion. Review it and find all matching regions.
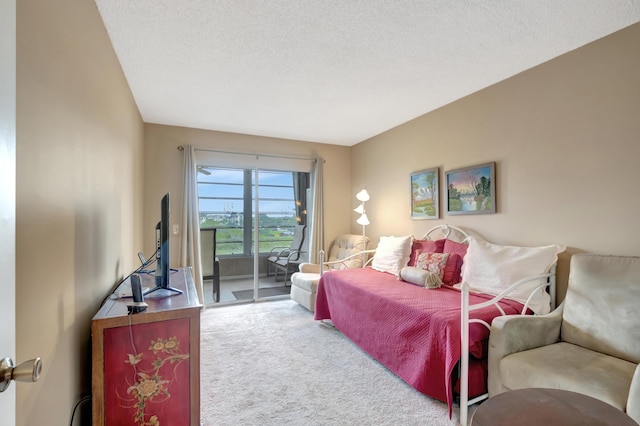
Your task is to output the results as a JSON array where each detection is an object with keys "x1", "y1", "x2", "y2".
[
  {"x1": 500, "y1": 341, "x2": 636, "y2": 411},
  {"x1": 562, "y1": 254, "x2": 640, "y2": 364},
  {"x1": 273, "y1": 258, "x2": 293, "y2": 268},
  {"x1": 291, "y1": 272, "x2": 321, "y2": 293}
]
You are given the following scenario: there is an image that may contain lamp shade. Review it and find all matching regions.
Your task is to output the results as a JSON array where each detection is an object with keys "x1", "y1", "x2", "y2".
[
  {"x1": 356, "y1": 189, "x2": 370, "y2": 202},
  {"x1": 354, "y1": 204, "x2": 365, "y2": 214},
  {"x1": 356, "y1": 214, "x2": 370, "y2": 226}
]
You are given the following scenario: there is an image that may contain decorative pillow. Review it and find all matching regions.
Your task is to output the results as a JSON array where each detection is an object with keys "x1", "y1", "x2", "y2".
[
  {"x1": 443, "y1": 238, "x2": 468, "y2": 258},
  {"x1": 442, "y1": 253, "x2": 463, "y2": 285},
  {"x1": 415, "y1": 252, "x2": 450, "y2": 279},
  {"x1": 461, "y1": 236, "x2": 565, "y2": 314},
  {"x1": 407, "y1": 239, "x2": 445, "y2": 266},
  {"x1": 400, "y1": 266, "x2": 443, "y2": 288},
  {"x1": 371, "y1": 235, "x2": 413, "y2": 277}
]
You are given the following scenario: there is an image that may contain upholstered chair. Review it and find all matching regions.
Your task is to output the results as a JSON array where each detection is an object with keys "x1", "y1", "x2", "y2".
[
  {"x1": 290, "y1": 234, "x2": 370, "y2": 311},
  {"x1": 488, "y1": 254, "x2": 640, "y2": 423}
]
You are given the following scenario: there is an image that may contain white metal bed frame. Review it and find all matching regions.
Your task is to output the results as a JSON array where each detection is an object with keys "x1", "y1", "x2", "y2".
[
  {"x1": 316, "y1": 225, "x2": 558, "y2": 425},
  {"x1": 316, "y1": 249, "x2": 377, "y2": 274},
  {"x1": 422, "y1": 225, "x2": 557, "y2": 425}
]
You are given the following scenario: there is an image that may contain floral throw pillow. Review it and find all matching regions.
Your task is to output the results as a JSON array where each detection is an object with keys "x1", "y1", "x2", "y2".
[{"x1": 415, "y1": 252, "x2": 450, "y2": 279}]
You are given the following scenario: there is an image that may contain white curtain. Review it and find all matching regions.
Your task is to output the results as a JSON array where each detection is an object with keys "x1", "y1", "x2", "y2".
[
  {"x1": 308, "y1": 158, "x2": 325, "y2": 264},
  {"x1": 181, "y1": 145, "x2": 204, "y2": 305}
]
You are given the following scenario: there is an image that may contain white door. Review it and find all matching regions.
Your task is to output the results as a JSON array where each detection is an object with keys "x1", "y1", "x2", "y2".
[{"x1": 0, "y1": 0, "x2": 17, "y2": 424}]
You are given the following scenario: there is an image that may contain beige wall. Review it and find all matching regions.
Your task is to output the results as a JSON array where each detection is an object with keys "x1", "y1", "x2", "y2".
[
  {"x1": 12, "y1": 2, "x2": 639, "y2": 423},
  {"x1": 143, "y1": 124, "x2": 352, "y2": 262},
  {"x1": 352, "y1": 23, "x2": 640, "y2": 301},
  {"x1": 16, "y1": 0, "x2": 143, "y2": 424}
]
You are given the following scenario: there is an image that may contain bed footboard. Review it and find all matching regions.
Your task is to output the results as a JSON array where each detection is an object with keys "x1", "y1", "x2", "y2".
[{"x1": 458, "y1": 264, "x2": 557, "y2": 425}]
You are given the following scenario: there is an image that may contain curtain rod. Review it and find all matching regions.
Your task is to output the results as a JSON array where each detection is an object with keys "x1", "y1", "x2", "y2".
[{"x1": 177, "y1": 145, "x2": 318, "y2": 162}]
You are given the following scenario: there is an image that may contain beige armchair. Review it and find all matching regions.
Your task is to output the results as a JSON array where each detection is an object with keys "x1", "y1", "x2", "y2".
[
  {"x1": 488, "y1": 254, "x2": 640, "y2": 423},
  {"x1": 290, "y1": 234, "x2": 370, "y2": 311}
]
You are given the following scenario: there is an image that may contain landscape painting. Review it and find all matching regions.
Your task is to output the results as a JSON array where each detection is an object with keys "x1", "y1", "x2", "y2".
[
  {"x1": 410, "y1": 167, "x2": 439, "y2": 219},
  {"x1": 446, "y1": 162, "x2": 495, "y2": 215}
]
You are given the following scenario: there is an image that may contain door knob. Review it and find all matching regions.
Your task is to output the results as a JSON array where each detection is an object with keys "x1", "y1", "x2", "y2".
[{"x1": 0, "y1": 357, "x2": 42, "y2": 392}]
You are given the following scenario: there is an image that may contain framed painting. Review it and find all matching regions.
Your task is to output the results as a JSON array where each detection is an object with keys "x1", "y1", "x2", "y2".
[
  {"x1": 410, "y1": 167, "x2": 439, "y2": 219},
  {"x1": 445, "y1": 162, "x2": 496, "y2": 215}
]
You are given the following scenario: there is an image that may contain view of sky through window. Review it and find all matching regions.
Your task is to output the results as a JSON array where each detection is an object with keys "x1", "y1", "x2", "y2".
[{"x1": 198, "y1": 168, "x2": 296, "y2": 217}]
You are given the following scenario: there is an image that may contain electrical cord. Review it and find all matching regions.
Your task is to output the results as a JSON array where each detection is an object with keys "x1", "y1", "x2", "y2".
[
  {"x1": 88, "y1": 253, "x2": 153, "y2": 424},
  {"x1": 99, "y1": 248, "x2": 158, "y2": 307},
  {"x1": 69, "y1": 394, "x2": 91, "y2": 426},
  {"x1": 128, "y1": 307, "x2": 139, "y2": 380},
  {"x1": 137, "y1": 248, "x2": 159, "y2": 274}
]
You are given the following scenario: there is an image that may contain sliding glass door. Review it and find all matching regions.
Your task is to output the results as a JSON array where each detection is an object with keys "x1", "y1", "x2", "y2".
[
  {"x1": 254, "y1": 169, "x2": 310, "y2": 298},
  {"x1": 197, "y1": 165, "x2": 310, "y2": 304}
]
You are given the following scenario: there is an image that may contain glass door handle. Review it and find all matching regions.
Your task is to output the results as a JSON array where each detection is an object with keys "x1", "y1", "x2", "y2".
[{"x1": 0, "y1": 357, "x2": 42, "y2": 392}]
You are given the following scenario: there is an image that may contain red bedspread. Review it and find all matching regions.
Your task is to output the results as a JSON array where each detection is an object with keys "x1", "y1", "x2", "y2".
[{"x1": 314, "y1": 267, "x2": 524, "y2": 412}]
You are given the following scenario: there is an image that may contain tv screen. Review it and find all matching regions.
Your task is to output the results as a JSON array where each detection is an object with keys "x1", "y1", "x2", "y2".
[{"x1": 145, "y1": 192, "x2": 182, "y2": 296}]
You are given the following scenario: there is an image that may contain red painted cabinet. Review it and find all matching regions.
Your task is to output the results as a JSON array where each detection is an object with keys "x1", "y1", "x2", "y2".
[{"x1": 92, "y1": 268, "x2": 201, "y2": 426}]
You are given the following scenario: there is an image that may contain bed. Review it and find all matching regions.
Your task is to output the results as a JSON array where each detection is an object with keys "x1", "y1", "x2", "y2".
[{"x1": 314, "y1": 225, "x2": 563, "y2": 425}]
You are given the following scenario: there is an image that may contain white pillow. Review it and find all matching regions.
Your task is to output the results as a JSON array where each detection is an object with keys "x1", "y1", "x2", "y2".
[
  {"x1": 400, "y1": 266, "x2": 443, "y2": 288},
  {"x1": 461, "y1": 236, "x2": 565, "y2": 314},
  {"x1": 371, "y1": 235, "x2": 413, "y2": 277}
]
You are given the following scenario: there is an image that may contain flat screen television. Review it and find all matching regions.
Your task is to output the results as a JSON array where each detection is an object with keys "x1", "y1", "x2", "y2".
[{"x1": 144, "y1": 192, "x2": 182, "y2": 296}]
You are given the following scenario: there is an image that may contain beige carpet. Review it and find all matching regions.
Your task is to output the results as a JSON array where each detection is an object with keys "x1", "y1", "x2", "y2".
[{"x1": 200, "y1": 299, "x2": 472, "y2": 425}]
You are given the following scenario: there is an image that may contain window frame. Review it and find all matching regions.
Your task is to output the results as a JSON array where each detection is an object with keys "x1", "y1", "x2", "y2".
[{"x1": 197, "y1": 166, "x2": 301, "y2": 257}]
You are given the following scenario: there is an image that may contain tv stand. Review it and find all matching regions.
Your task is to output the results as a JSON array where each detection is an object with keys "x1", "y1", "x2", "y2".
[
  {"x1": 143, "y1": 268, "x2": 183, "y2": 296},
  {"x1": 92, "y1": 267, "x2": 201, "y2": 426},
  {"x1": 143, "y1": 284, "x2": 183, "y2": 296}
]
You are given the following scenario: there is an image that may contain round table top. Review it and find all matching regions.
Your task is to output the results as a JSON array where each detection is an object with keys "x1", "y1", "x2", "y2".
[{"x1": 470, "y1": 388, "x2": 638, "y2": 426}]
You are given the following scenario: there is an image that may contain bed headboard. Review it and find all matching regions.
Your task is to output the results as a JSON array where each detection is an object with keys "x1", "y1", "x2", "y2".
[
  {"x1": 421, "y1": 224, "x2": 470, "y2": 243},
  {"x1": 419, "y1": 224, "x2": 558, "y2": 310}
]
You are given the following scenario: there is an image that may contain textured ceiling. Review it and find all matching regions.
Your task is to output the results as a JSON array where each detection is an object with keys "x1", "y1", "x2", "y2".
[{"x1": 94, "y1": 1, "x2": 640, "y2": 146}]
